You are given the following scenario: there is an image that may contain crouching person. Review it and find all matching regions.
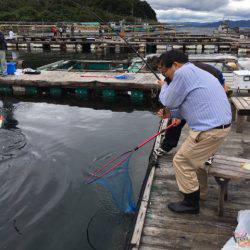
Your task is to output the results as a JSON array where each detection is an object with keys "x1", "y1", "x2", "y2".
[{"x1": 157, "y1": 50, "x2": 232, "y2": 214}]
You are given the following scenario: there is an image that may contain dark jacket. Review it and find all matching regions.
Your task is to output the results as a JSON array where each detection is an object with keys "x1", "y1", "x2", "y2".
[{"x1": 0, "y1": 32, "x2": 7, "y2": 51}]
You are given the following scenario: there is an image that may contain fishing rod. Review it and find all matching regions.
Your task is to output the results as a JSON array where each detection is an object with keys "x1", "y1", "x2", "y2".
[{"x1": 70, "y1": 0, "x2": 161, "y2": 80}]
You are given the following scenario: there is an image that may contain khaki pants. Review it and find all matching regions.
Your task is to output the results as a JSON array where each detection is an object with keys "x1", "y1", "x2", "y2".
[
  {"x1": 0, "y1": 50, "x2": 7, "y2": 75},
  {"x1": 173, "y1": 127, "x2": 230, "y2": 195}
]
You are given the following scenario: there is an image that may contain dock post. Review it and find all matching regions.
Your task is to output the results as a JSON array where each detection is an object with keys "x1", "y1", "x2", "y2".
[
  {"x1": 43, "y1": 43, "x2": 51, "y2": 51},
  {"x1": 139, "y1": 43, "x2": 146, "y2": 53},
  {"x1": 60, "y1": 43, "x2": 67, "y2": 51},
  {"x1": 96, "y1": 44, "x2": 102, "y2": 54},
  {"x1": 115, "y1": 44, "x2": 120, "y2": 53},
  {"x1": 202, "y1": 44, "x2": 205, "y2": 53},
  {"x1": 214, "y1": 45, "x2": 219, "y2": 53},
  {"x1": 76, "y1": 44, "x2": 82, "y2": 52},
  {"x1": 27, "y1": 42, "x2": 31, "y2": 52},
  {"x1": 108, "y1": 46, "x2": 114, "y2": 53},
  {"x1": 90, "y1": 44, "x2": 95, "y2": 53},
  {"x1": 103, "y1": 43, "x2": 107, "y2": 55},
  {"x1": 183, "y1": 44, "x2": 186, "y2": 53}
]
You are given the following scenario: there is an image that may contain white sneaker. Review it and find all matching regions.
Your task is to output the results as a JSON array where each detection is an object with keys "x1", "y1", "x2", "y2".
[
  {"x1": 154, "y1": 148, "x2": 172, "y2": 156},
  {"x1": 205, "y1": 156, "x2": 214, "y2": 165}
]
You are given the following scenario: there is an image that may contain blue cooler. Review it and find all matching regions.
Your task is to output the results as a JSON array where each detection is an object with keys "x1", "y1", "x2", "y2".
[{"x1": 7, "y1": 62, "x2": 16, "y2": 75}]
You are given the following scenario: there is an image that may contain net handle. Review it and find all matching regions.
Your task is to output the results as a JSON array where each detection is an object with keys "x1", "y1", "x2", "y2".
[
  {"x1": 86, "y1": 150, "x2": 132, "y2": 182},
  {"x1": 133, "y1": 122, "x2": 176, "y2": 151},
  {"x1": 86, "y1": 151, "x2": 133, "y2": 184}
]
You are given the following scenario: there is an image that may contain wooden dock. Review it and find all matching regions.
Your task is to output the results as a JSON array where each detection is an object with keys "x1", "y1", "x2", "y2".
[
  {"x1": 128, "y1": 118, "x2": 250, "y2": 250},
  {"x1": 0, "y1": 71, "x2": 158, "y2": 89},
  {"x1": 0, "y1": 71, "x2": 162, "y2": 100},
  {"x1": 0, "y1": 70, "x2": 236, "y2": 100},
  {"x1": 5, "y1": 34, "x2": 250, "y2": 54},
  {"x1": 0, "y1": 71, "x2": 236, "y2": 100}
]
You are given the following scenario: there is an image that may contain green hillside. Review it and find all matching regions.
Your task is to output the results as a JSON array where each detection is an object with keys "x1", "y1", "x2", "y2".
[{"x1": 0, "y1": 0, "x2": 157, "y2": 22}]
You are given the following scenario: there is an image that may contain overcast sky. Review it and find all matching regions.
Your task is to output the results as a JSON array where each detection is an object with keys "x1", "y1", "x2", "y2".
[{"x1": 147, "y1": 0, "x2": 250, "y2": 23}]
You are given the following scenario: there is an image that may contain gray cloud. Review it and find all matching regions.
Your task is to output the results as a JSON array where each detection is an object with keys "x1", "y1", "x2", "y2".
[
  {"x1": 148, "y1": 0, "x2": 250, "y2": 22},
  {"x1": 147, "y1": 0, "x2": 229, "y2": 11},
  {"x1": 217, "y1": 8, "x2": 250, "y2": 19},
  {"x1": 156, "y1": 9, "x2": 221, "y2": 22}
]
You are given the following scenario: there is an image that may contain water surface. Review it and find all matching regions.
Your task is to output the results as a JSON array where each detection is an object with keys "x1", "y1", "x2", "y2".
[{"x1": 0, "y1": 99, "x2": 159, "y2": 250}]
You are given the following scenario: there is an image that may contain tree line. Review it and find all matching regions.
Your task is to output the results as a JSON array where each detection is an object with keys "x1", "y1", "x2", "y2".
[{"x1": 0, "y1": 0, "x2": 157, "y2": 22}]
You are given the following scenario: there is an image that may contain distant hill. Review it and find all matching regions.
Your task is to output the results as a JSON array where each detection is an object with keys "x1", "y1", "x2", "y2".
[
  {"x1": 173, "y1": 20, "x2": 250, "y2": 28},
  {"x1": 0, "y1": 0, "x2": 157, "y2": 22}
]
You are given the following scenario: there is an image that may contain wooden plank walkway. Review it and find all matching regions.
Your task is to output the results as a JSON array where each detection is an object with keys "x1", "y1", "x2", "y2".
[
  {"x1": 231, "y1": 97, "x2": 250, "y2": 133},
  {"x1": 0, "y1": 71, "x2": 159, "y2": 90},
  {"x1": 130, "y1": 119, "x2": 250, "y2": 250},
  {"x1": 231, "y1": 97, "x2": 250, "y2": 116}
]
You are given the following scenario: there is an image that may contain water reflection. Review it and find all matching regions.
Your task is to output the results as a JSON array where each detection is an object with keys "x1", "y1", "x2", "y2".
[{"x1": 0, "y1": 97, "x2": 159, "y2": 250}]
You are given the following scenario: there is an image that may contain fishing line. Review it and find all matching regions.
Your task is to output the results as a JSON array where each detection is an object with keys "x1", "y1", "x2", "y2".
[{"x1": 86, "y1": 208, "x2": 101, "y2": 250}]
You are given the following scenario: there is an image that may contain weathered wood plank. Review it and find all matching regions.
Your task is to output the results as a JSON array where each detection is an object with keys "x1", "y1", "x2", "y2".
[
  {"x1": 144, "y1": 217, "x2": 233, "y2": 235},
  {"x1": 210, "y1": 164, "x2": 250, "y2": 177},
  {"x1": 132, "y1": 116, "x2": 250, "y2": 250},
  {"x1": 238, "y1": 97, "x2": 250, "y2": 109},
  {"x1": 130, "y1": 119, "x2": 167, "y2": 250},
  {"x1": 214, "y1": 155, "x2": 250, "y2": 164},
  {"x1": 139, "y1": 243, "x2": 172, "y2": 250},
  {"x1": 0, "y1": 71, "x2": 161, "y2": 90},
  {"x1": 209, "y1": 167, "x2": 250, "y2": 179},
  {"x1": 131, "y1": 167, "x2": 156, "y2": 249},
  {"x1": 231, "y1": 97, "x2": 245, "y2": 110},
  {"x1": 142, "y1": 226, "x2": 230, "y2": 247},
  {"x1": 140, "y1": 236, "x2": 191, "y2": 250},
  {"x1": 146, "y1": 205, "x2": 236, "y2": 224},
  {"x1": 140, "y1": 235, "x2": 223, "y2": 250},
  {"x1": 231, "y1": 97, "x2": 250, "y2": 116}
]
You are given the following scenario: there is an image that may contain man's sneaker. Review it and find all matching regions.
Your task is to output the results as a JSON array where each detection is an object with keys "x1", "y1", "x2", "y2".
[
  {"x1": 154, "y1": 147, "x2": 172, "y2": 156},
  {"x1": 205, "y1": 156, "x2": 214, "y2": 166}
]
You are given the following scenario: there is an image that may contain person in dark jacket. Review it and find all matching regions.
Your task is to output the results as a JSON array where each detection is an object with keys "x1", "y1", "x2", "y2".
[{"x1": 0, "y1": 30, "x2": 7, "y2": 75}]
